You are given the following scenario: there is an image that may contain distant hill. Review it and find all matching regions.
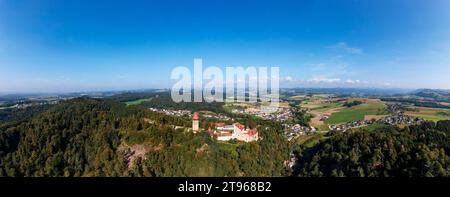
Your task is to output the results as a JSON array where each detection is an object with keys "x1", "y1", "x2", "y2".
[
  {"x1": 110, "y1": 91, "x2": 227, "y2": 114},
  {"x1": 412, "y1": 89, "x2": 450, "y2": 101},
  {"x1": 283, "y1": 88, "x2": 413, "y2": 97}
]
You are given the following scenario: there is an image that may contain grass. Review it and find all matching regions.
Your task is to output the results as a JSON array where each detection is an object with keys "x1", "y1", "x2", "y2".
[
  {"x1": 325, "y1": 110, "x2": 366, "y2": 124},
  {"x1": 313, "y1": 94, "x2": 333, "y2": 98},
  {"x1": 312, "y1": 102, "x2": 342, "y2": 112},
  {"x1": 294, "y1": 133, "x2": 328, "y2": 147},
  {"x1": 440, "y1": 102, "x2": 450, "y2": 106},
  {"x1": 288, "y1": 95, "x2": 307, "y2": 100},
  {"x1": 405, "y1": 107, "x2": 450, "y2": 121},
  {"x1": 314, "y1": 123, "x2": 330, "y2": 131},
  {"x1": 325, "y1": 103, "x2": 386, "y2": 124},
  {"x1": 0, "y1": 104, "x2": 17, "y2": 110},
  {"x1": 360, "y1": 122, "x2": 390, "y2": 132},
  {"x1": 125, "y1": 98, "x2": 153, "y2": 106}
]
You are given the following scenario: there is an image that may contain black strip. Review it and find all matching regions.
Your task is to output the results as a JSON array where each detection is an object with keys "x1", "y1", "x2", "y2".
[{"x1": 0, "y1": 177, "x2": 448, "y2": 196}]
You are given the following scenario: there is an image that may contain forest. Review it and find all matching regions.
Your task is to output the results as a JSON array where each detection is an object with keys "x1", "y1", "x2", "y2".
[
  {"x1": 292, "y1": 121, "x2": 450, "y2": 177},
  {"x1": 0, "y1": 98, "x2": 289, "y2": 177}
]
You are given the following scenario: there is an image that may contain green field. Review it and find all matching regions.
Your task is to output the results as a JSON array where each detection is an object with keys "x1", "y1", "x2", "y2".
[
  {"x1": 315, "y1": 124, "x2": 330, "y2": 131},
  {"x1": 360, "y1": 122, "x2": 391, "y2": 131},
  {"x1": 294, "y1": 133, "x2": 328, "y2": 147},
  {"x1": 405, "y1": 107, "x2": 450, "y2": 121},
  {"x1": 288, "y1": 95, "x2": 307, "y2": 100},
  {"x1": 325, "y1": 103, "x2": 386, "y2": 124},
  {"x1": 125, "y1": 98, "x2": 153, "y2": 106},
  {"x1": 312, "y1": 102, "x2": 342, "y2": 112},
  {"x1": 0, "y1": 104, "x2": 17, "y2": 110}
]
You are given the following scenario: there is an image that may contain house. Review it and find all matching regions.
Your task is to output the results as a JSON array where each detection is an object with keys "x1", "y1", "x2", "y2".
[{"x1": 232, "y1": 123, "x2": 259, "y2": 142}]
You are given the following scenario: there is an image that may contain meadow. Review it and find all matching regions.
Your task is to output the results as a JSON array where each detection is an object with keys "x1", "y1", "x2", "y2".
[
  {"x1": 405, "y1": 107, "x2": 450, "y2": 121},
  {"x1": 293, "y1": 133, "x2": 328, "y2": 148},
  {"x1": 325, "y1": 103, "x2": 386, "y2": 124},
  {"x1": 125, "y1": 98, "x2": 153, "y2": 106},
  {"x1": 312, "y1": 102, "x2": 342, "y2": 112}
]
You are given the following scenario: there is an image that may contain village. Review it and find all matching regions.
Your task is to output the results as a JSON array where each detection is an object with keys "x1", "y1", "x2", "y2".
[
  {"x1": 282, "y1": 101, "x2": 427, "y2": 140},
  {"x1": 328, "y1": 114, "x2": 424, "y2": 132},
  {"x1": 231, "y1": 105, "x2": 294, "y2": 122},
  {"x1": 149, "y1": 107, "x2": 234, "y2": 121},
  {"x1": 283, "y1": 123, "x2": 317, "y2": 141},
  {"x1": 327, "y1": 104, "x2": 425, "y2": 132}
]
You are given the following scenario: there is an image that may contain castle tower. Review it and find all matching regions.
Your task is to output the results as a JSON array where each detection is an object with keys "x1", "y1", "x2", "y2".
[{"x1": 192, "y1": 112, "x2": 199, "y2": 132}]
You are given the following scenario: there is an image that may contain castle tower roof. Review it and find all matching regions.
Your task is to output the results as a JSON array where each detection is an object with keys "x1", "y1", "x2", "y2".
[{"x1": 193, "y1": 112, "x2": 199, "y2": 120}]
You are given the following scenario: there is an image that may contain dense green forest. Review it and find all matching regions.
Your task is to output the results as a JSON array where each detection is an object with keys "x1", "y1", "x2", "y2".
[
  {"x1": 0, "y1": 105, "x2": 50, "y2": 124},
  {"x1": 292, "y1": 121, "x2": 450, "y2": 177},
  {"x1": 0, "y1": 98, "x2": 289, "y2": 177}
]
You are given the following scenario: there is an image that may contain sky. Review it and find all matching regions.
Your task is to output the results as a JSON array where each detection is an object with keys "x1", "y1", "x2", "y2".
[{"x1": 0, "y1": 0, "x2": 450, "y2": 93}]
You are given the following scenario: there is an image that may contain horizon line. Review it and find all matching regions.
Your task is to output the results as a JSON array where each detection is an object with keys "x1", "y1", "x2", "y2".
[{"x1": 0, "y1": 86, "x2": 442, "y2": 96}]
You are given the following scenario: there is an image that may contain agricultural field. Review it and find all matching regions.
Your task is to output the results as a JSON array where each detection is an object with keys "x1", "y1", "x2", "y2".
[
  {"x1": 224, "y1": 101, "x2": 291, "y2": 112},
  {"x1": 364, "y1": 115, "x2": 388, "y2": 121},
  {"x1": 405, "y1": 107, "x2": 450, "y2": 121},
  {"x1": 293, "y1": 133, "x2": 328, "y2": 148},
  {"x1": 0, "y1": 104, "x2": 18, "y2": 110},
  {"x1": 325, "y1": 102, "x2": 387, "y2": 124},
  {"x1": 312, "y1": 102, "x2": 343, "y2": 112},
  {"x1": 359, "y1": 122, "x2": 391, "y2": 132},
  {"x1": 313, "y1": 123, "x2": 331, "y2": 131},
  {"x1": 308, "y1": 106, "x2": 342, "y2": 131},
  {"x1": 299, "y1": 98, "x2": 345, "y2": 131},
  {"x1": 439, "y1": 102, "x2": 450, "y2": 106},
  {"x1": 294, "y1": 96, "x2": 342, "y2": 130},
  {"x1": 287, "y1": 95, "x2": 308, "y2": 101},
  {"x1": 293, "y1": 96, "x2": 391, "y2": 130},
  {"x1": 278, "y1": 101, "x2": 292, "y2": 108},
  {"x1": 300, "y1": 97, "x2": 341, "y2": 109},
  {"x1": 125, "y1": 98, "x2": 153, "y2": 106},
  {"x1": 313, "y1": 94, "x2": 334, "y2": 98}
]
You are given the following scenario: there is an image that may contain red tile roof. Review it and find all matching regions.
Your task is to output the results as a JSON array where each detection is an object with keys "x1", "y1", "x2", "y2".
[
  {"x1": 248, "y1": 129, "x2": 258, "y2": 136},
  {"x1": 213, "y1": 122, "x2": 226, "y2": 127},
  {"x1": 192, "y1": 112, "x2": 199, "y2": 120},
  {"x1": 233, "y1": 123, "x2": 245, "y2": 130}
]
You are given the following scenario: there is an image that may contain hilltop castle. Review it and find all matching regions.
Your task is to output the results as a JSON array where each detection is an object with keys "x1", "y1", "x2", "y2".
[{"x1": 192, "y1": 112, "x2": 258, "y2": 142}]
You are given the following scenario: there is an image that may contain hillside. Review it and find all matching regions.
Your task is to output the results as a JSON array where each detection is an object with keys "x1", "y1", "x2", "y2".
[
  {"x1": 110, "y1": 91, "x2": 227, "y2": 114},
  {"x1": 0, "y1": 98, "x2": 289, "y2": 177},
  {"x1": 413, "y1": 89, "x2": 450, "y2": 101},
  {"x1": 293, "y1": 121, "x2": 450, "y2": 177},
  {"x1": 0, "y1": 98, "x2": 143, "y2": 176}
]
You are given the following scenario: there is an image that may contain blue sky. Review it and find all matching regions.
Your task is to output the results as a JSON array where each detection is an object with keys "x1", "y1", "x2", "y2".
[{"x1": 1, "y1": 0, "x2": 450, "y2": 93}]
